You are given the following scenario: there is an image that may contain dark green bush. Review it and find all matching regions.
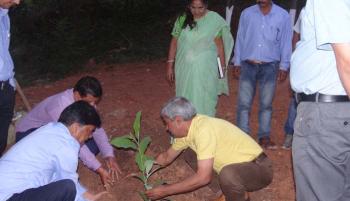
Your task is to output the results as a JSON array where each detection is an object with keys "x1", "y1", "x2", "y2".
[{"x1": 8, "y1": 0, "x2": 294, "y2": 85}]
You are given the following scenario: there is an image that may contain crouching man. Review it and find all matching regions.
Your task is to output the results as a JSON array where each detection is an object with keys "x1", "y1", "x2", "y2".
[
  {"x1": 146, "y1": 97, "x2": 273, "y2": 201},
  {"x1": 15, "y1": 76, "x2": 121, "y2": 187},
  {"x1": 0, "y1": 101, "x2": 105, "y2": 201}
]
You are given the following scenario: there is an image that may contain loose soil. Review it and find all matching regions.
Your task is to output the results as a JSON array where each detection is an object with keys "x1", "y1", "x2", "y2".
[{"x1": 15, "y1": 60, "x2": 295, "y2": 201}]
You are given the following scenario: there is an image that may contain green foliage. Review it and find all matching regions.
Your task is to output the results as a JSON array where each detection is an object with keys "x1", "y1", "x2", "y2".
[
  {"x1": 9, "y1": 0, "x2": 296, "y2": 85},
  {"x1": 111, "y1": 111, "x2": 164, "y2": 201},
  {"x1": 10, "y1": 0, "x2": 172, "y2": 85}
]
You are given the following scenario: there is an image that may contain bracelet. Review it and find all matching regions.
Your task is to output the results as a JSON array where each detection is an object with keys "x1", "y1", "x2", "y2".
[{"x1": 167, "y1": 59, "x2": 175, "y2": 63}]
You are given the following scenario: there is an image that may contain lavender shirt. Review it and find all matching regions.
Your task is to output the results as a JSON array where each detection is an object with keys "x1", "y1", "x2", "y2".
[
  {"x1": 16, "y1": 89, "x2": 114, "y2": 171},
  {"x1": 233, "y1": 4, "x2": 292, "y2": 70}
]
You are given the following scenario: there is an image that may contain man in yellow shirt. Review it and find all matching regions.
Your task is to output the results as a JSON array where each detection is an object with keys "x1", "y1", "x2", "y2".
[{"x1": 146, "y1": 97, "x2": 273, "y2": 201}]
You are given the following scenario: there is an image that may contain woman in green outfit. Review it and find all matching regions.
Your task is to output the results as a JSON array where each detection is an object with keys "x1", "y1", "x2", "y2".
[{"x1": 166, "y1": 0, "x2": 234, "y2": 117}]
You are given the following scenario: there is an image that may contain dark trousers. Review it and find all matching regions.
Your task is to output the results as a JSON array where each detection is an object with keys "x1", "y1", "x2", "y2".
[
  {"x1": 7, "y1": 179, "x2": 76, "y2": 201},
  {"x1": 16, "y1": 128, "x2": 100, "y2": 155},
  {"x1": 0, "y1": 81, "x2": 15, "y2": 156},
  {"x1": 219, "y1": 154, "x2": 273, "y2": 201},
  {"x1": 184, "y1": 149, "x2": 273, "y2": 201}
]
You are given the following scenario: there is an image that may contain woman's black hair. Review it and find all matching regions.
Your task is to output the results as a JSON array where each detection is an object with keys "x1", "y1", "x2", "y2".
[{"x1": 182, "y1": 0, "x2": 208, "y2": 30}]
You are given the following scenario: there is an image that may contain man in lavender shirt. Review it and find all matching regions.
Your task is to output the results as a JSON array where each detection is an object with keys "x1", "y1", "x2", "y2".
[
  {"x1": 232, "y1": 0, "x2": 292, "y2": 149},
  {"x1": 15, "y1": 76, "x2": 122, "y2": 187}
]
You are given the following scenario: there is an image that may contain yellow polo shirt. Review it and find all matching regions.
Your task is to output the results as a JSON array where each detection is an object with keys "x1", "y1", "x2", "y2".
[{"x1": 172, "y1": 115, "x2": 263, "y2": 173}]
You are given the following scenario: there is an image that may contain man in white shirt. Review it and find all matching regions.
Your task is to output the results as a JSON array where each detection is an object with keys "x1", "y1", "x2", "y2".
[
  {"x1": 0, "y1": 101, "x2": 106, "y2": 201},
  {"x1": 290, "y1": 0, "x2": 350, "y2": 200}
]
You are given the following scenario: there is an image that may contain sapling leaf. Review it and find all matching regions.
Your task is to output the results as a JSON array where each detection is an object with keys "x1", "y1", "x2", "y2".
[
  {"x1": 133, "y1": 174, "x2": 147, "y2": 183},
  {"x1": 136, "y1": 152, "x2": 146, "y2": 172},
  {"x1": 110, "y1": 135, "x2": 137, "y2": 150},
  {"x1": 139, "y1": 136, "x2": 151, "y2": 155},
  {"x1": 128, "y1": 132, "x2": 136, "y2": 142},
  {"x1": 144, "y1": 155, "x2": 154, "y2": 162},
  {"x1": 145, "y1": 159, "x2": 154, "y2": 176},
  {"x1": 133, "y1": 111, "x2": 142, "y2": 140}
]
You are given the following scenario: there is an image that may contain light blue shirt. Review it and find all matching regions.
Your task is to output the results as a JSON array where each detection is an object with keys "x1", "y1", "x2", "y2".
[
  {"x1": 0, "y1": 8, "x2": 15, "y2": 87},
  {"x1": 290, "y1": 0, "x2": 350, "y2": 95},
  {"x1": 233, "y1": 3, "x2": 292, "y2": 70},
  {"x1": 0, "y1": 122, "x2": 87, "y2": 201}
]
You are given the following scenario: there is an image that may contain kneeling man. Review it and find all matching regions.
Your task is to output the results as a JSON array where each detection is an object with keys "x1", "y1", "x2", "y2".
[
  {"x1": 146, "y1": 97, "x2": 273, "y2": 201},
  {"x1": 0, "y1": 101, "x2": 105, "y2": 201}
]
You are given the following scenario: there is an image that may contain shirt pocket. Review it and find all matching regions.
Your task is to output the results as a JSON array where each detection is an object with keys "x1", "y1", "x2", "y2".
[{"x1": 264, "y1": 25, "x2": 281, "y2": 43}]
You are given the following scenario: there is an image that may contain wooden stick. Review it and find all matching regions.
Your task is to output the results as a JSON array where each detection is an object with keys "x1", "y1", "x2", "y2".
[{"x1": 15, "y1": 79, "x2": 31, "y2": 111}]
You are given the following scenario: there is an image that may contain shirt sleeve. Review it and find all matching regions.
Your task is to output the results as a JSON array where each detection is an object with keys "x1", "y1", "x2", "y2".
[
  {"x1": 314, "y1": 0, "x2": 350, "y2": 50},
  {"x1": 216, "y1": 29, "x2": 223, "y2": 38},
  {"x1": 171, "y1": 138, "x2": 188, "y2": 151},
  {"x1": 171, "y1": 15, "x2": 186, "y2": 38},
  {"x1": 279, "y1": 13, "x2": 293, "y2": 70},
  {"x1": 194, "y1": 127, "x2": 216, "y2": 160},
  {"x1": 92, "y1": 128, "x2": 115, "y2": 158},
  {"x1": 78, "y1": 125, "x2": 115, "y2": 171},
  {"x1": 233, "y1": 12, "x2": 245, "y2": 66},
  {"x1": 79, "y1": 145, "x2": 102, "y2": 171}
]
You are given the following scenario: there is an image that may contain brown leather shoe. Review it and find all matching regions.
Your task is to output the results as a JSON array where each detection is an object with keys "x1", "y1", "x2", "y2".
[{"x1": 259, "y1": 137, "x2": 277, "y2": 150}]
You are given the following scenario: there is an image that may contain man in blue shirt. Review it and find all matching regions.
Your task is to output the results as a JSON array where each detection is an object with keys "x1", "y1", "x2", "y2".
[
  {"x1": 290, "y1": 0, "x2": 350, "y2": 200},
  {"x1": 0, "y1": 101, "x2": 106, "y2": 201},
  {"x1": 0, "y1": 0, "x2": 20, "y2": 156},
  {"x1": 232, "y1": 0, "x2": 292, "y2": 149}
]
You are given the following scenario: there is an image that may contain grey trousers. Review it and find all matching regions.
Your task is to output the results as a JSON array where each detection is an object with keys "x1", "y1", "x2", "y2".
[{"x1": 293, "y1": 102, "x2": 350, "y2": 201}]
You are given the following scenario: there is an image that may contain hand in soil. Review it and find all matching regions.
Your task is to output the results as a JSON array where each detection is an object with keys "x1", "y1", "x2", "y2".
[
  {"x1": 145, "y1": 185, "x2": 169, "y2": 200},
  {"x1": 96, "y1": 167, "x2": 114, "y2": 189},
  {"x1": 105, "y1": 156, "x2": 122, "y2": 181}
]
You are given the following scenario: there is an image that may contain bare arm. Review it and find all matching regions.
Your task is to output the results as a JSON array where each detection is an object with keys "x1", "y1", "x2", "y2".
[
  {"x1": 83, "y1": 191, "x2": 108, "y2": 201},
  {"x1": 292, "y1": 31, "x2": 300, "y2": 51},
  {"x1": 146, "y1": 158, "x2": 214, "y2": 200},
  {"x1": 155, "y1": 147, "x2": 182, "y2": 167},
  {"x1": 166, "y1": 37, "x2": 178, "y2": 84},
  {"x1": 332, "y1": 43, "x2": 350, "y2": 97}
]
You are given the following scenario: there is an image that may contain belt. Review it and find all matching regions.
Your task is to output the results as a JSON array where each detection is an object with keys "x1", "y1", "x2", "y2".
[
  {"x1": 245, "y1": 60, "x2": 269, "y2": 65},
  {"x1": 0, "y1": 80, "x2": 10, "y2": 90},
  {"x1": 295, "y1": 93, "x2": 350, "y2": 103},
  {"x1": 252, "y1": 152, "x2": 267, "y2": 163}
]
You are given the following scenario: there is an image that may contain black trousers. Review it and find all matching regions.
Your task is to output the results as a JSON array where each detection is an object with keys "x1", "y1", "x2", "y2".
[
  {"x1": 7, "y1": 179, "x2": 76, "y2": 201},
  {"x1": 0, "y1": 81, "x2": 15, "y2": 156}
]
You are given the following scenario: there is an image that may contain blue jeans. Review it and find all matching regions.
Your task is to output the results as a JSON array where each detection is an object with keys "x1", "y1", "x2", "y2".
[
  {"x1": 284, "y1": 97, "x2": 297, "y2": 135},
  {"x1": 236, "y1": 61, "x2": 279, "y2": 139}
]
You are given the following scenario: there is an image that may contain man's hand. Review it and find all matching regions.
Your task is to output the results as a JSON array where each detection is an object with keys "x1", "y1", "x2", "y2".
[
  {"x1": 232, "y1": 66, "x2": 240, "y2": 79},
  {"x1": 83, "y1": 191, "x2": 108, "y2": 201},
  {"x1": 105, "y1": 156, "x2": 122, "y2": 182},
  {"x1": 145, "y1": 185, "x2": 169, "y2": 200},
  {"x1": 278, "y1": 69, "x2": 288, "y2": 82},
  {"x1": 96, "y1": 167, "x2": 113, "y2": 189}
]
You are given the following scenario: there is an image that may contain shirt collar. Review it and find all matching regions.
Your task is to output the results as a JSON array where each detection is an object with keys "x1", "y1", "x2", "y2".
[
  {"x1": 254, "y1": 2, "x2": 276, "y2": 15},
  {"x1": 0, "y1": 8, "x2": 9, "y2": 17}
]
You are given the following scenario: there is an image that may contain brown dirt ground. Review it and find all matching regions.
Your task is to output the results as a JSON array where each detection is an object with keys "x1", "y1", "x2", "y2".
[{"x1": 15, "y1": 60, "x2": 295, "y2": 201}]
